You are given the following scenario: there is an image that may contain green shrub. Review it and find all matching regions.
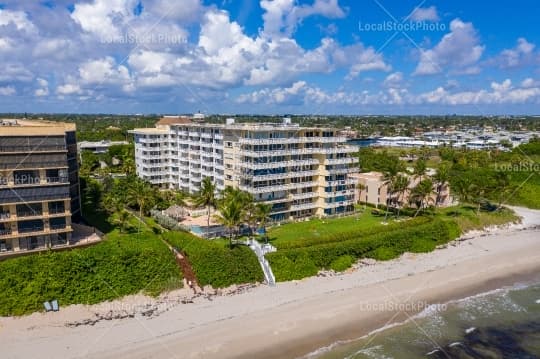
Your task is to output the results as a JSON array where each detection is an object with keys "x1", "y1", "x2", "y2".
[
  {"x1": 330, "y1": 255, "x2": 355, "y2": 272},
  {"x1": 269, "y1": 252, "x2": 318, "y2": 282},
  {"x1": 0, "y1": 231, "x2": 182, "y2": 316},
  {"x1": 164, "y1": 232, "x2": 264, "y2": 288}
]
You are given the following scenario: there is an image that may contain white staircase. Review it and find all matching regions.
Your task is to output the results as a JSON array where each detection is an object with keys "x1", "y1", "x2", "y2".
[{"x1": 245, "y1": 239, "x2": 276, "y2": 286}]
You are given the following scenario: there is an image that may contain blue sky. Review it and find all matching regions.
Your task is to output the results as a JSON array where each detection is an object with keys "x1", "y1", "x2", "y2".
[{"x1": 0, "y1": 0, "x2": 539, "y2": 115}]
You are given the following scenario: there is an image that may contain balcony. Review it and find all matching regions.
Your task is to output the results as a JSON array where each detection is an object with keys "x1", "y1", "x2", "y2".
[
  {"x1": 0, "y1": 228, "x2": 12, "y2": 237},
  {"x1": 324, "y1": 158, "x2": 359, "y2": 165},
  {"x1": 240, "y1": 159, "x2": 319, "y2": 170},
  {"x1": 46, "y1": 176, "x2": 69, "y2": 184},
  {"x1": 239, "y1": 137, "x2": 347, "y2": 145},
  {"x1": 324, "y1": 200, "x2": 355, "y2": 209},
  {"x1": 240, "y1": 181, "x2": 318, "y2": 194},
  {"x1": 243, "y1": 170, "x2": 318, "y2": 181},
  {"x1": 290, "y1": 202, "x2": 318, "y2": 211},
  {"x1": 18, "y1": 226, "x2": 45, "y2": 234},
  {"x1": 289, "y1": 192, "x2": 317, "y2": 200},
  {"x1": 0, "y1": 145, "x2": 67, "y2": 153}
]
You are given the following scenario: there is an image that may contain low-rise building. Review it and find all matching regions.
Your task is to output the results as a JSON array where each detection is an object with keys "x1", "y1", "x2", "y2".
[
  {"x1": 351, "y1": 171, "x2": 452, "y2": 209},
  {"x1": 78, "y1": 140, "x2": 129, "y2": 154}
]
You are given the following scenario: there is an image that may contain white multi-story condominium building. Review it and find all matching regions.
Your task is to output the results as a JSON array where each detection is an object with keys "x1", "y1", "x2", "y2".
[{"x1": 130, "y1": 116, "x2": 359, "y2": 221}]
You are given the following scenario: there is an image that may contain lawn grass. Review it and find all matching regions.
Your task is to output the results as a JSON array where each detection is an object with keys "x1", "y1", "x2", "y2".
[{"x1": 268, "y1": 211, "x2": 389, "y2": 247}]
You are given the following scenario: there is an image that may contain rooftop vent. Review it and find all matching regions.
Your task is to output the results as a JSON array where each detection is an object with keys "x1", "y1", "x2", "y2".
[
  {"x1": 226, "y1": 118, "x2": 235, "y2": 125},
  {"x1": 282, "y1": 117, "x2": 292, "y2": 126}
]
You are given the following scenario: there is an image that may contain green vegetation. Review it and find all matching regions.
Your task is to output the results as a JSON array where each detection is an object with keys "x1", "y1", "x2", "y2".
[
  {"x1": 0, "y1": 230, "x2": 182, "y2": 316},
  {"x1": 267, "y1": 219, "x2": 460, "y2": 281},
  {"x1": 164, "y1": 232, "x2": 263, "y2": 288}
]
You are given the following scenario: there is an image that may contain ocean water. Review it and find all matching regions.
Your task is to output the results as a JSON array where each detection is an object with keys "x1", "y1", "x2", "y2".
[{"x1": 307, "y1": 282, "x2": 540, "y2": 359}]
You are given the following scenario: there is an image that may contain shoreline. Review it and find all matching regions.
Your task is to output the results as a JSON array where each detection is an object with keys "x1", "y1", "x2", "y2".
[{"x1": 0, "y1": 207, "x2": 539, "y2": 359}]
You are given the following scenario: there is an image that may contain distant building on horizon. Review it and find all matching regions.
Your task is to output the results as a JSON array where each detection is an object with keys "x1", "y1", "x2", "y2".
[
  {"x1": 0, "y1": 119, "x2": 82, "y2": 254},
  {"x1": 130, "y1": 116, "x2": 359, "y2": 222}
]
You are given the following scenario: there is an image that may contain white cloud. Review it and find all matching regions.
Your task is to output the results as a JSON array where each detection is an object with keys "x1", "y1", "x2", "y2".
[
  {"x1": 34, "y1": 78, "x2": 49, "y2": 97},
  {"x1": 0, "y1": 9, "x2": 37, "y2": 33},
  {"x1": 56, "y1": 83, "x2": 83, "y2": 96},
  {"x1": 260, "y1": 0, "x2": 346, "y2": 37},
  {"x1": 408, "y1": 6, "x2": 439, "y2": 22},
  {"x1": 71, "y1": 0, "x2": 138, "y2": 40},
  {"x1": 414, "y1": 19, "x2": 484, "y2": 75},
  {"x1": 145, "y1": 0, "x2": 203, "y2": 22},
  {"x1": 383, "y1": 72, "x2": 403, "y2": 87},
  {"x1": 495, "y1": 38, "x2": 536, "y2": 68},
  {"x1": 237, "y1": 78, "x2": 540, "y2": 107},
  {"x1": 0, "y1": 86, "x2": 16, "y2": 96}
]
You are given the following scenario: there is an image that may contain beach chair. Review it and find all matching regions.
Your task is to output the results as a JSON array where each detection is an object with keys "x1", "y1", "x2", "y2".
[
  {"x1": 51, "y1": 300, "x2": 59, "y2": 312},
  {"x1": 43, "y1": 301, "x2": 52, "y2": 312}
]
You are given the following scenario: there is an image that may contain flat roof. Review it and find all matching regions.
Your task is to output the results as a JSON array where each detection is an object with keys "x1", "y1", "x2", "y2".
[{"x1": 0, "y1": 119, "x2": 76, "y2": 136}]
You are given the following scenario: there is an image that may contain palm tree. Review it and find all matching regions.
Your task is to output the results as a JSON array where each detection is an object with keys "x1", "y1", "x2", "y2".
[
  {"x1": 410, "y1": 178, "x2": 435, "y2": 217},
  {"x1": 492, "y1": 171, "x2": 513, "y2": 209},
  {"x1": 412, "y1": 158, "x2": 427, "y2": 179},
  {"x1": 433, "y1": 162, "x2": 451, "y2": 206},
  {"x1": 113, "y1": 209, "x2": 130, "y2": 233},
  {"x1": 127, "y1": 177, "x2": 155, "y2": 219},
  {"x1": 214, "y1": 199, "x2": 243, "y2": 247},
  {"x1": 453, "y1": 174, "x2": 475, "y2": 206},
  {"x1": 254, "y1": 202, "x2": 272, "y2": 243},
  {"x1": 392, "y1": 174, "x2": 409, "y2": 218},
  {"x1": 193, "y1": 177, "x2": 217, "y2": 237},
  {"x1": 356, "y1": 182, "x2": 366, "y2": 210},
  {"x1": 382, "y1": 159, "x2": 404, "y2": 221}
]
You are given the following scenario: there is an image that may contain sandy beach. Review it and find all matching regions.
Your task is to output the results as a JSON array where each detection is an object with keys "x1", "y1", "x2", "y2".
[{"x1": 1, "y1": 207, "x2": 539, "y2": 359}]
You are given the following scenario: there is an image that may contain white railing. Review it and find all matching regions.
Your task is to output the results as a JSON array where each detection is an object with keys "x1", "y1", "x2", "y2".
[
  {"x1": 239, "y1": 159, "x2": 319, "y2": 170},
  {"x1": 324, "y1": 200, "x2": 355, "y2": 208},
  {"x1": 241, "y1": 170, "x2": 318, "y2": 181},
  {"x1": 240, "y1": 181, "x2": 318, "y2": 194},
  {"x1": 324, "y1": 157, "x2": 359, "y2": 165},
  {"x1": 239, "y1": 137, "x2": 347, "y2": 145},
  {"x1": 290, "y1": 202, "x2": 318, "y2": 211},
  {"x1": 289, "y1": 192, "x2": 318, "y2": 200}
]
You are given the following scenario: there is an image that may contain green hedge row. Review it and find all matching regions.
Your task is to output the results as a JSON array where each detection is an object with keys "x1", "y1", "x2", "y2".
[
  {"x1": 273, "y1": 217, "x2": 431, "y2": 250},
  {"x1": 164, "y1": 232, "x2": 264, "y2": 288},
  {"x1": 267, "y1": 219, "x2": 460, "y2": 282},
  {"x1": 0, "y1": 232, "x2": 182, "y2": 316}
]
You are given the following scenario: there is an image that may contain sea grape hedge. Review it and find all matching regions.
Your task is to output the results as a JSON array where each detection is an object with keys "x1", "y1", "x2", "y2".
[
  {"x1": 267, "y1": 219, "x2": 461, "y2": 282},
  {"x1": 0, "y1": 232, "x2": 182, "y2": 316},
  {"x1": 164, "y1": 232, "x2": 264, "y2": 288}
]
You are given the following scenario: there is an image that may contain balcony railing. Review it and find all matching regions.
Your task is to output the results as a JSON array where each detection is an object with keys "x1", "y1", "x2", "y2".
[
  {"x1": 240, "y1": 159, "x2": 319, "y2": 170},
  {"x1": 290, "y1": 202, "x2": 318, "y2": 211},
  {"x1": 18, "y1": 226, "x2": 44, "y2": 234},
  {"x1": 239, "y1": 137, "x2": 347, "y2": 145},
  {"x1": 240, "y1": 181, "x2": 318, "y2": 194},
  {"x1": 0, "y1": 229, "x2": 12, "y2": 236},
  {"x1": 0, "y1": 212, "x2": 11, "y2": 220},
  {"x1": 46, "y1": 177, "x2": 69, "y2": 184},
  {"x1": 17, "y1": 211, "x2": 43, "y2": 218},
  {"x1": 242, "y1": 170, "x2": 318, "y2": 181},
  {"x1": 324, "y1": 158, "x2": 359, "y2": 165},
  {"x1": 50, "y1": 224, "x2": 67, "y2": 230},
  {"x1": 289, "y1": 192, "x2": 318, "y2": 200},
  {"x1": 0, "y1": 145, "x2": 66, "y2": 153}
]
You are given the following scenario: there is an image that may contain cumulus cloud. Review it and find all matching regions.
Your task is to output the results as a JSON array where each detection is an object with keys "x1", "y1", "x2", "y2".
[
  {"x1": 414, "y1": 19, "x2": 485, "y2": 75},
  {"x1": 494, "y1": 38, "x2": 536, "y2": 68},
  {"x1": 261, "y1": 0, "x2": 346, "y2": 37},
  {"x1": 408, "y1": 6, "x2": 440, "y2": 22},
  {"x1": 0, "y1": 86, "x2": 16, "y2": 96},
  {"x1": 237, "y1": 78, "x2": 540, "y2": 107}
]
